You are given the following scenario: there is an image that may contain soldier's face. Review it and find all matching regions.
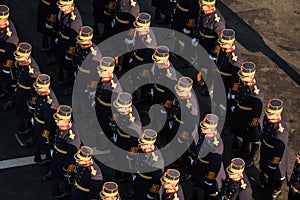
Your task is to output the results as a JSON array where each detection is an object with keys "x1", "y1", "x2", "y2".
[
  {"x1": 98, "y1": 69, "x2": 113, "y2": 78},
  {"x1": 139, "y1": 143, "x2": 154, "y2": 153},
  {"x1": 15, "y1": 55, "x2": 29, "y2": 62},
  {"x1": 55, "y1": 119, "x2": 69, "y2": 127},
  {"x1": 297, "y1": 156, "x2": 300, "y2": 163},
  {"x1": 176, "y1": 90, "x2": 191, "y2": 99},
  {"x1": 162, "y1": 182, "x2": 176, "y2": 189},
  {"x1": 116, "y1": 106, "x2": 131, "y2": 115},
  {"x1": 240, "y1": 75, "x2": 254, "y2": 83},
  {"x1": 228, "y1": 172, "x2": 243, "y2": 181},
  {"x1": 201, "y1": 127, "x2": 216, "y2": 136},
  {"x1": 136, "y1": 26, "x2": 149, "y2": 33},
  {"x1": 0, "y1": 18, "x2": 8, "y2": 25},
  {"x1": 102, "y1": 197, "x2": 117, "y2": 200},
  {"x1": 58, "y1": 5, "x2": 72, "y2": 12},
  {"x1": 201, "y1": 5, "x2": 213, "y2": 11},
  {"x1": 266, "y1": 112, "x2": 281, "y2": 122},
  {"x1": 219, "y1": 43, "x2": 232, "y2": 49}
]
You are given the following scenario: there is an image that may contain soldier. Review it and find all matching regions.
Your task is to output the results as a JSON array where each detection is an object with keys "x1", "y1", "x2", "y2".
[
  {"x1": 151, "y1": 0, "x2": 175, "y2": 23},
  {"x1": 51, "y1": 0, "x2": 82, "y2": 85},
  {"x1": 63, "y1": 25, "x2": 101, "y2": 95},
  {"x1": 95, "y1": 57, "x2": 122, "y2": 142},
  {"x1": 288, "y1": 150, "x2": 300, "y2": 200},
  {"x1": 51, "y1": 104, "x2": 81, "y2": 199},
  {"x1": 168, "y1": 76, "x2": 199, "y2": 181},
  {"x1": 37, "y1": 0, "x2": 58, "y2": 51},
  {"x1": 32, "y1": 74, "x2": 59, "y2": 165},
  {"x1": 231, "y1": 62, "x2": 264, "y2": 167},
  {"x1": 92, "y1": 0, "x2": 116, "y2": 38},
  {"x1": 0, "y1": 5, "x2": 19, "y2": 111},
  {"x1": 129, "y1": 129, "x2": 164, "y2": 200},
  {"x1": 219, "y1": 158, "x2": 252, "y2": 200},
  {"x1": 259, "y1": 99, "x2": 290, "y2": 199},
  {"x1": 70, "y1": 146, "x2": 104, "y2": 200},
  {"x1": 215, "y1": 29, "x2": 243, "y2": 96},
  {"x1": 191, "y1": 114, "x2": 226, "y2": 200},
  {"x1": 14, "y1": 42, "x2": 41, "y2": 145},
  {"x1": 160, "y1": 169, "x2": 185, "y2": 200},
  {"x1": 100, "y1": 181, "x2": 121, "y2": 200}
]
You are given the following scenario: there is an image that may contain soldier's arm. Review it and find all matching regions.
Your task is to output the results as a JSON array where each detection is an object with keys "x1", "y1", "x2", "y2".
[
  {"x1": 248, "y1": 95, "x2": 263, "y2": 129},
  {"x1": 148, "y1": 169, "x2": 163, "y2": 199},
  {"x1": 185, "y1": 0, "x2": 199, "y2": 31},
  {"x1": 205, "y1": 153, "x2": 223, "y2": 195},
  {"x1": 89, "y1": 164, "x2": 103, "y2": 200},
  {"x1": 66, "y1": 10, "x2": 83, "y2": 58},
  {"x1": 63, "y1": 143, "x2": 78, "y2": 173},
  {"x1": 269, "y1": 139, "x2": 285, "y2": 168}
]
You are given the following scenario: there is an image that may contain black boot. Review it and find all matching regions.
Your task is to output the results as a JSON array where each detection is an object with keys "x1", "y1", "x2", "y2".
[
  {"x1": 41, "y1": 35, "x2": 50, "y2": 52},
  {"x1": 231, "y1": 136, "x2": 242, "y2": 153},
  {"x1": 246, "y1": 142, "x2": 259, "y2": 168}
]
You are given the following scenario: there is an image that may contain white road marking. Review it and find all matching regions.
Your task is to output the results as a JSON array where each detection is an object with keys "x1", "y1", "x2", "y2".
[{"x1": 0, "y1": 154, "x2": 45, "y2": 170}]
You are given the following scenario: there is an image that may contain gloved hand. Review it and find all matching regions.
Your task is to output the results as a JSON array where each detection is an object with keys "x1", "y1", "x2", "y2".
[
  {"x1": 227, "y1": 92, "x2": 235, "y2": 100},
  {"x1": 191, "y1": 38, "x2": 199, "y2": 46},
  {"x1": 209, "y1": 54, "x2": 217, "y2": 61},
  {"x1": 183, "y1": 28, "x2": 190, "y2": 35},
  {"x1": 65, "y1": 55, "x2": 72, "y2": 61},
  {"x1": 45, "y1": 23, "x2": 52, "y2": 29},
  {"x1": 204, "y1": 178, "x2": 218, "y2": 195},
  {"x1": 230, "y1": 105, "x2": 236, "y2": 112},
  {"x1": 124, "y1": 38, "x2": 133, "y2": 45},
  {"x1": 111, "y1": 19, "x2": 116, "y2": 28},
  {"x1": 146, "y1": 193, "x2": 155, "y2": 199}
]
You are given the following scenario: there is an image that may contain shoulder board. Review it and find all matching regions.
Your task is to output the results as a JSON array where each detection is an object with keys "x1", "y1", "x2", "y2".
[
  {"x1": 6, "y1": 27, "x2": 12, "y2": 37},
  {"x1": 152, "y1": 152, "x2": 158, "y2": 162},
  {"x1": 90, "y1": 166, "x2": 97, "y2": 176},
  {"x1": 70, "y1": 11, "x2": 76, "y2": 21},
  {"x1": 231, "y1": 52, "x2": 238, "y2": 61},
  {"x1": 278, "y1": 123, "x2": 285, "y2": 133},
  {"x1": 253, "y1": 84, "x2": 260, "y2": 95},
  {"x1": 69, "y1": 129, "x2": 75, "y2": 139},
  {"x1": 47, "y1": 96, "x2": 52, "y2": 104},
  {"x1": 214, "y1": 14, "x2": 220, "y2": 22},
  {"x1": 28, "y1": 65, "x2": 34, "y2": 74},
  {"x1": 146, "y1": 34, "x2": 152, "y2": 44}
]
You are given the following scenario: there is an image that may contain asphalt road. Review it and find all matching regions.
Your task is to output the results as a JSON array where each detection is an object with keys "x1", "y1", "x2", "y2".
[{"x1": 0, "y1": 0, "x2": 293, "y2": 199}]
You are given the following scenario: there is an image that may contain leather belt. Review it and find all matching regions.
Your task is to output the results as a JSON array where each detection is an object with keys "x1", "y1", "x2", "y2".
[
  {"x1": 133, "y1": 52, "x2": 143, "y2": 62},
  {"x1": 74, "y1": 181, "x2": 90, "y2": 192},
  {"x1": 176, "y1": 4, "x2": 189, "y2": 12},
  {"x1": 42, "y1": 0, "x2": 50, "y2": 6},
  {"x1": 96, "y1": 97, "x2": 112, "y2": 107},
  {"x1": 237, "y1": 103, "x2": 253, "y2": 111},
  {"x1": 34, "y1": 116, "x2": 45, "y2": 124},
  {"x1": 199, "y1": 31, "x2": 215, "y2": 39},
  {"x1": 54, "y1": 145, "x2": 67, "y2": 154},
  {"x1": 154, "y1": 84, "x2": 165, "y2": 93},
  {"x1": 139, "y1": 173, "x2": 152, "y2": 180},
  {"x1": 78, "y1": 65, "x2": 90, "y2": 74},
  {"x1": 17, "y1": 82, "x2": 31, "y2": 90},
  {"x1": 116, "y1": 16, "x2": 130, "y2": 24},
  {"x1": 218, "y1": 70, "x2": 232, "y2": 77},
  {"x1": 58, "y1": 31, "x2": 70, "y2": 40},
  {"x1": 262, "y1": 139, "x2": 274, "y2": 149},
  {"x1": 117, "y1": 129, "x2": 131, "y2": 138}
]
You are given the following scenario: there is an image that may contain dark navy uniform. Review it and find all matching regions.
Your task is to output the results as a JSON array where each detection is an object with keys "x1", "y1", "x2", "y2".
[
  {"x1": 52, "y1": 105, "x2": 81, "y2": 195},
  {"x1": 33, "y1": 75, "x2": 59, "y2": 161},
  {"x1": 289, "y1": 157, "x2": 300, "y2": 200},
  {"x1": 114, "y1": 0, "x2": 139, "y2": 33},
  {"x1": 0, "y1": 5, "x2": 19, "y2": 108},
  {"x1": 70, "y1": 146, "x2": 103, "y2": 200},
  {"x1": 133, "y1": 130, "x2": 164, "y2": 200},
  {"x1": 216, "y1": 29, "x2": 243, "y2": 94},
  {"x1": 259, "y1": 99, "x2": 290, "y2": 198},
  {"x1": 219, "y1": 158, "x2": 252, "y2": 200},
  {"x1": 231, "y1": 62, "x2": 264, "y2": 165},
  {"x1": 160, "y1": 169, "x2": 185, "y2": 200},
  {"x1": 55, "y1": 1, "x2": 82, "y2": 82}
]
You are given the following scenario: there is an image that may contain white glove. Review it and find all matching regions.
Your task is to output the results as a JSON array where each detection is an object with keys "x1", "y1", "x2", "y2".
[
  {"x1": 89, "y1": 91, "x2": 96, "y2": 99},
  {"x1": 124, "y1": 37, "x2": 133, "y2": 45},
  {"x1": 227, "y1": 93, "x2": 235, "y2": 100},
  {"x1": 65, "y1": 55, "x2": 72, "y2": 61},
  {"x1": 191, "y1": 38, "x2": 199, "y2": 46},
  {"x1": 146, "y1": 194, "x2": 155, "y2": 199},
  {"x1": 209, "y1": 54, "x2": 217, "y2": 61},
  {"x1": 230, "y1": 105, "x2": 236, "y2": 112},
  {"x1": 170, "y1": 0, "x2": 177, "y2": 2},
  {"x1": 54, "y1": 38, "x2": 59, "y2": 44},
  {"x1": 183, "y1": 28, "x2": 190, "y2": 35},
  {"x1": 111, "y1": 19, "x2": 116, "y2": 28},
  {"x1": 45, "y1": 23, "x2": 52, "y2": 29}
]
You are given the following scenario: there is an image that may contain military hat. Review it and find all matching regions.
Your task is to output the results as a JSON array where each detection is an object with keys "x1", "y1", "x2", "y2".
[
  {"x1": 218, "y1": 29, "x2": 235, "y2": 45},
  {"x1": 138, "y1": 129, "x2": 157, "y2": 145},
  {"x1": 77, "y1": 26, "x2": 93, "y2": 41},
  {"x1": 53, "y1": 105, "x2": 72, "y2": 120},
  {"x1": 14, "y1": 42, "x2": 32, "y2": 58},
  {"x1": 74, "y1": 146, "x2": 93, "y2": 161},
  {"x1": 200, "y1": 114, "x2": 218, "y2": 129},
  {"x1": 100, "y1": 182, "x2": 119, "y2": 199},
  {"x1": 97, "y1": 57, "x2": 115, "y2": 71},
  {"x1": 57, "y1": 0, "x2": 74, "y2": 6},
  {"x1": 0, "y1": 5, "x2": 9, "y2": 19},
  {"x1": 152, "y1": 46, "x2": 170, "y2": 61},
  {"x1": 175, "y1": 76, "x2": 193, "y2": 92},
  {"x1": 266, "y1": 99, "x2": 283, "y2": 114},
  {"x1": 296, "y1": 150, "x2": 300, "y2": 157},
  {"x1": 160, "y1": 169, "x2": 180, "y2": 184},
  {"x1": 33, "y1": 74, "x2": 50, "y2": 89},
  {"x1": 134, "y1": 12, "x2": 151, "y2": 27},
  {"x1": 238, "y1": 62, "x2": 256, "y2": 77},
  {"x1": 226, "y1": 158, "x2": 245, "y2": 175},
  {"x1": 200, "y1": 0, "x2": 216, "y2": 6},
  {"x1": 113, "y1": 92, "x2": 132, "y2": 108}
]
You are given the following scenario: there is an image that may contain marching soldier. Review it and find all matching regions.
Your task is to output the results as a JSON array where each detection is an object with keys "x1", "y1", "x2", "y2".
[
  {"x1": 288, "y1": 150, "x2": 300, "y2": 200},
  {"x1": 166, "y1": 76, "x2": 199, "y2": 181},
  {"x1": 52, "y1": 104, "x2": 81, "y2": 199},
  {"x1": 152, "y1": 0, "x2": 175, "y2": 23},
  {"x1": 100, "y1": 181, "x2": 121, "y2": 200},
  {"x1": 63, "y1": 25, "x2": 101, "y2": 95},
  {"x1": 32, "y1": 74, "x2": 59, "y2": 164},
  {"x1": 231, "y1": 62, "x2": 264, "y2": 167},
  {"x1": 160, "y1": 169, "x2": 185, "y2": 200},
  {"x1": 37, "y1": 0, "x2": 58, "y2": 51},
  {"x1": 51, "y1": 0, "x2": 82, "y2": 85},
  {"x1": 70, "y1": 146, "x2": 104, "y2": 200},
  {"x1": 191, "y1": 114, "x2": 226, "y2": 200},
  {"x1": 95, "y1": 57, "x2": 122, "y2": 142},
  {"x1": 129, "y1": 129, "x2": 164, "y2": 200},
  {"x1": 0, "y1": 5, "x2": 19, "y2": 111},
  {"x1": 216, "y1": 29, "x2": 243, "y2": 96},
  {"x1": 259, "y1": 99, "x2": 290, "y2": 199},
  {"x1": 14, "y1": 42, "x2": 41, "y2": 144},
  {"x1": 219, "y1": 158, "x2": 252, "y2": 200}
]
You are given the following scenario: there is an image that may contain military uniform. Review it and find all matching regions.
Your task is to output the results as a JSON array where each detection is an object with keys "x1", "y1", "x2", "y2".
[
  {"x1": 55, "y1": 0, "x2": 82, "y2": 83},
  {"x1": 219, "y1": 158, "x2": 252, "y2": 200},
  {"x1": 52, "y1": 105, "x2": 81, "y2": 198},
  {"x1": 37, "y1": 0, "x2": 58, "y2": 51},
  {"x1": 114, "y1": 0, "x2": 139, "y2": 33},
  {"x1": 216, "y1": 29, "x2": 243, "y2": 94},
  {"x1": 132, "y1": 130, "x2": 164, "y2": 200},
  {"x1": 100, "y1": 182, "x2": 121, "y2": 200},
  {"x1": 289, "y1": 153, "x2": 300, "y2": 200},
  {"x1": 231, "y1": 62, "x2": 264, "y2": 166},
  {"x1": 70, "y1": 146, "x2": 103, "y2": 200},
  {"x1": 259, "y1": 99, "x2": 290, "y2": 199},
  {"x1": 14, "y1": 43, "x2": 41, "y2": 135},
  {"x1": 192, "y1": 114, "x2": 226, "y2": 199},
  {"x1": 33, "y1": 74, "x2": 59, "y2": 163},
  {"x1": 194, "y1": 0, "x2": 225, "y2": 57},
  {"x1": 95, "y1": 57, "x2": 122, "y2": 141},
  {"x1": 0, "y1": 5, "x2": 19, "y2": 111},
  {"x1": 159, "y1": 169, "x2": 185, "y2": 200}
]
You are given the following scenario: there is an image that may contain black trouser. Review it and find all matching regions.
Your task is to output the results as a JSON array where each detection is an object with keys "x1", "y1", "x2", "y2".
[{"x1": 288, "y1": 188, "x2": 300, "y2": 200}]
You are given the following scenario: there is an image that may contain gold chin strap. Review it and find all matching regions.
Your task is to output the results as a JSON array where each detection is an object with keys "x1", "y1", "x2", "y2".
[
  {"x1": 166, "y1": 68, "x2": 171, "y2": 79},
  {"x1": 90, "y1": 46, "x2": 97, "y2": 55},
  {"x1": 186, "y1": 99, "x2": 191, "y2": 109}
]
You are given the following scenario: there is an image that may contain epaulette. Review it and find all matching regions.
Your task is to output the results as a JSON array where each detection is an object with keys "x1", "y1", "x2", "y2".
[
  {"x1": 166, "y1": 68, "x2": 172, "y2": 79},
  {"x1": 110, "y1": 79, "x2": 117, "y2": 89},
  {"x1": 213, "y1": 136, "x2": 219, "y2": 146},
  {"x1": 28, "y1": 65, "x2": 34, "y2": 74},
  {"x1": 130, "y1": 0, "x2": 136, "y2": 7},
  {"x1": 6, "y1": 27, "x2": 12, "y2": 37},
  {"x1": 47, "y1": 96, "x2": 52, "y2": 104},
  {"x1": 129, "y1": 113, "x2": 135, "y2": 122},
  {"x1": 90, "y1": 47, "x2": 97, "y2": 56},
  {"x1": 69, "y1": 129, "x2": 75, "y2": 139},
  {"x1": 152, "y1": 152, "x2": 158, "y2": 162},
  {"x1": 240, "y1": 179, "x2": 247, "y2": 189},
  {"x1": 231, "y1": 52, "x2": 238, "y2": 61},
  {"x1": 278, "y1": 123, "x2": 284, "y2": 133},
  {"x1": 146, "y1": 34, "x2": 152, "y2": 44},
  {"x1": 214, "y1": 13, "x2": 220, "y2": 22},
  {"x1": 186, "y1": 99, "x2": 191, "y2": 109},
  {"x1": 253, "y1": 84, "x2": 260, "y2": 95},
  {"x1": 71, "y1": 11, "x2": 76, "y2": 21},
  {"x1": 90, "y1": 166, "x2": 97, "y2": 176}
]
